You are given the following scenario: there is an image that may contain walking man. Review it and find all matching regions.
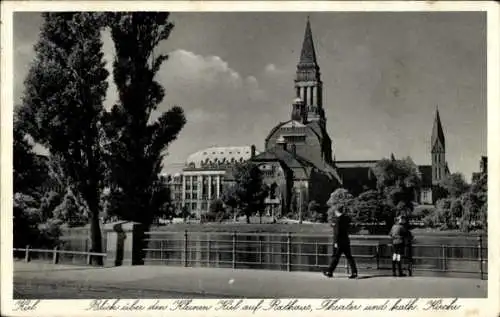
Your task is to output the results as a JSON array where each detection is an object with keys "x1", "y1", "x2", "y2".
[{"x1": 323, "y1": 205, "x2": 358, "y2": 279}]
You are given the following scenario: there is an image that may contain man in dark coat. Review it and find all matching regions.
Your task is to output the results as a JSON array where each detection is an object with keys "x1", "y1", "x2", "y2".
[{"x1": 323, "y1": 205, "x2": 358, "y2": 279}]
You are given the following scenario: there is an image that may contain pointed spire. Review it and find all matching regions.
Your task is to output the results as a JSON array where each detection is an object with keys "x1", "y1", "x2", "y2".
[
  {"x1": 431, "y1": 106, "x2": 445, "y2": 151},
  {"x1": 299, "y1": 17, "x2": 318, "y2": 65}
]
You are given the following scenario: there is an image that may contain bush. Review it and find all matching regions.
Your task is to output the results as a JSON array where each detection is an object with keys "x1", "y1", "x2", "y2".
[
  {"x1": 37, "y1": 218, "x2": 63, "y2": 248},
  {"x1": 286, "y1": 212, "x2": 298, "y2": 220},
  {"x1": 307, "y1": 200, "x2": 326, "y2": 223}
]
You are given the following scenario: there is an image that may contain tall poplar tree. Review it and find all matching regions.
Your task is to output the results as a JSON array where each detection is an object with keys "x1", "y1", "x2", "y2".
[
  {"x1": 19, "y1": 13, "x2": 108, "y2": 264},
  {"x1": 103, "y1": 13, "x2": 186, "y2": 230}
]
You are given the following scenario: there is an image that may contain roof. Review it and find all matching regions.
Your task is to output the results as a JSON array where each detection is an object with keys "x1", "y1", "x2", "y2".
[
  {"x1": 252, "y1": 146, "x2": 312, "y2": 179},
  {"x1": 280, "y1": 120, "x2": 306, "y2": 129},
  {"x1": 431, "y1": 108, "x2": 445, "y2": 150},
  {"x1": 224, "y1": 147, "x2": 312, "y2": 181},
  {"x1": 299, "y1": 18, "x2": 318, "y2": 66},
  {"x1": 335, "y1": 160, "x2": 378, "y2": 168},
  {"x1": 265, "y1": 119, "x2": 324, "y2": 146},
  {"x1": 253, "y1": 146, "x2": 341, "y2": 182},
  {"x1": 185, "y1": 145, "x2": 258, "y2": 169}
]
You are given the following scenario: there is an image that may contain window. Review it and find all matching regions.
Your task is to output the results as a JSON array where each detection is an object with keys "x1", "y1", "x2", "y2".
[
  {"x1": 185, "y1": 193, "x2": 191, "y2": 200},
  {"x1": 211, "y1": 178, "x2": 217, "y2": 193},
  {"x1": 191, "y1": 202, "x2": 197, "y2": 210},
  {"x1": 201, "y1": 201, "x2": 208, "y2": 210},
  {"x1": 192, "y1": 192, "x2": 198, "y2": 200}
]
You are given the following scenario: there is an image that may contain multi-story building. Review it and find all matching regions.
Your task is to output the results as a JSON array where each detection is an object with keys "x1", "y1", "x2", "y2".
[
  {"x1": 165, "y1": 173, "x2": 183, "y2": 212},
  {"x1": 224, "y1": 18, "x2": 450, "y2": 214},
  {"x1": 171, "y1": 145, "x2": 257, "y2": 217}
]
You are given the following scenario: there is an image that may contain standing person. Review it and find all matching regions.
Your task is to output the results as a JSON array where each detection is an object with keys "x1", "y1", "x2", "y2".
[
  {"x1": 389, "y1": 215, "x2": 412, "y2": 277},
  {"x1": 404, "y1": 219, "x2": 414, "y2": 276},
  {"x1": 323, "y1": 205, "x2": 358, "y2": 279}
]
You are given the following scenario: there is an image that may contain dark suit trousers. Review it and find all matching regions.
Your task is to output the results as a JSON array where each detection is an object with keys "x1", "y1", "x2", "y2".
[{"x1": 327, "y1": 242, "x2": 358, "y2": 275}]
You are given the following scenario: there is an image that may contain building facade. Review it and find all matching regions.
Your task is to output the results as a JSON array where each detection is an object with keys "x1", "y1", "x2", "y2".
[
  {"x1": 167, "y1": 145, "x2": 257, "y2": 217},
  {"x1": 225, "y1": 19, "x2": 343, "y2": 216},
  {"x1": 224, "y1": 18, "x2": 450, "y2": 215}
]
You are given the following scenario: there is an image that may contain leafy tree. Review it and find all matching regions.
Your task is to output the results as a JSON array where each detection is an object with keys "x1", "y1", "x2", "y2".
[
  {"x1": 350, "y1": 189, "x2": 391, "y2": 232},
  {"x1": 479, "y1": 202, "x2": 487, "y2": 231},
  {"x1": 221, "y1": 163, "x2": 267, "y2": 223},
  {"x1": 326, "y1": 188, "x2": 354, "y2": 222},
  {"x1": 221, "y1": 185, "x2": 239, "y2": 222},
  {"x1": 471, "y1": 172, "x2": 487, "y2": 206},
  {"x1": 151, "y1": 176, "x2": 174, "y2": 223},
  {"x1": 178, "y1": 205, "x2": 191, "y2": 223},
  {"x1": 438, "y1": 173, "x2": 470, "y2": 198},
  {"x1": 425, "y1": 198, "x2": 455, "y2": 230},
  {"x1": 103, "y1": 13, "x2": 186, "y2": 231},
  {"x1": 52, "y1": 187, "x2": 89, "y2": 227},
  {"x1": 19, "y1": 13, "x2": 108, "y2": 264},
  {"x1": 372, "y1": 157, "x2": 420, "y2": 190},
  {"x1": 13, "y1": 118, "x2": 46, "y2": 248},
  {"x1": 13, "y1": 118, "x2": 48, "y2": 198},
  {"x1": 459, "y1": 192, "x2": 481, "y2": 232},
  {"x1": 202, "y1": 199, "x2": 227, "y2": 223},
  {"x1": 372, "y1": 157, "x2": 421, "y2": 226}
]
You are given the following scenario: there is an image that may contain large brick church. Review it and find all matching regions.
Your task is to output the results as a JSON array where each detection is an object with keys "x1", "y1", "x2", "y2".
[{"x1": 226, "y1": 19, "x2": 450, "y2": 216}]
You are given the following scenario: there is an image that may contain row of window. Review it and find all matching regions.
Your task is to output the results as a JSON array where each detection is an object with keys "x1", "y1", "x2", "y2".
[{"x1": 203, "y1": 150, "x2": 250, "y2": 155}]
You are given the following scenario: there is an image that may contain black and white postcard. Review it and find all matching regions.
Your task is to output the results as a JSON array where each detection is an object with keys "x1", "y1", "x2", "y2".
[{"x1": 1, "y1": 1, "x2": 498, "y2": 317}]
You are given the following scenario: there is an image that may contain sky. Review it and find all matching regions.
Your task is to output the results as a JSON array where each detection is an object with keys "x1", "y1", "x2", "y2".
[{"x1": 13, "y1": 12, "x2": 486, "y2": 180}]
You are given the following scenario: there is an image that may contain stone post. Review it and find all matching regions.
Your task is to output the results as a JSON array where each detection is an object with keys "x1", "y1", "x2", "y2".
[{"x1": 104, "y1": 221, "x2": 144, "y2": 267}]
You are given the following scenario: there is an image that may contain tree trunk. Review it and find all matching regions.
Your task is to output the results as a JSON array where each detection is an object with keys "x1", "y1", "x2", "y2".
[
  {"x1": 89, "y1": 209, "x2": 103, "y2": 266},
  {"x1": 86, "y1": 187, "x2": 103, "y2": 266},
  {"x1": 246, "y1": 214, "x2": 250, "y2": 224}
]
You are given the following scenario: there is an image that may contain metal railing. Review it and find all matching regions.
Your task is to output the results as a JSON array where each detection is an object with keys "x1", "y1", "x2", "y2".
[
  {"x1": 13, "y1": 246, "x2": 107, "y2": 265},
  {"x1": 143, "y1": 231, "x2": 487, "y2": 279}
]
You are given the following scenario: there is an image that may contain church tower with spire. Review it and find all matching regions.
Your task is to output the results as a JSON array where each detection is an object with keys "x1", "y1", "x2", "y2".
[
  {"x1": 431, "y1": 107, "x2": 447, "y2": 184},
  {"x1": 295, "y1": 17, "x2": 324, "y2": 123}
]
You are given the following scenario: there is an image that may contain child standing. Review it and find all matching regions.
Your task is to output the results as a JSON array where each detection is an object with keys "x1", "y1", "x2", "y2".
[{"x1": 389, "y1": 216, "x2": 412, "y2": 277}]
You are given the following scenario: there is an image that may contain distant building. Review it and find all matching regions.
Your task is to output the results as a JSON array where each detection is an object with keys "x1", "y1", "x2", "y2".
[
  {"x1": 472, "y1": 156, "x2": 487, "y2": 182},
  {"x1": 169, "y1": 145, "x2": 258, "y2": 217},
  {"x1": 165, "y1": 173, "x2": 183, "y2": 211},
  {"x1": 224, "y1": 18, "x2": 450, "y2": 214}
]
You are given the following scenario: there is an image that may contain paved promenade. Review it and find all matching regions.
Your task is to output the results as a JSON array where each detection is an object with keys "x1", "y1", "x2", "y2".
[{"x1": 13, "y1": 262, "x2": 487, "y2": 299}]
